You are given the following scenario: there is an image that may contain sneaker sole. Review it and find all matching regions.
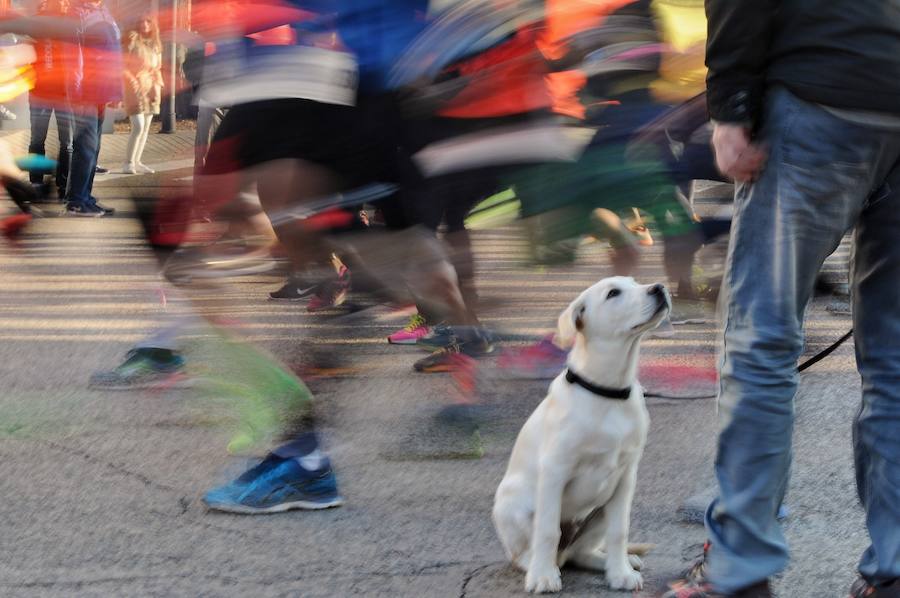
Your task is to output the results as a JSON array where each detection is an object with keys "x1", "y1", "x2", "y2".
[
  {"x1": 414, "y1": 363, "x2": 457, "y2": 373},
  {"x1": 65, "y1": 210, "x2": 104, "y2": 218},
  {"x1": 388, "y1": 337, "x2": 424, "y2": 345},
  {"x1": 269, "y1": 294, "x2": 313, "y2": 302},
  {"x1": 415, "y1": 341, "x2": 455, "y2": 352},
  {"x1": 205, "y1": 496, "x2": 344, "y2": 514},
  {"x1": 89, "y1": 372, "x2": 194, "y2": 391}
]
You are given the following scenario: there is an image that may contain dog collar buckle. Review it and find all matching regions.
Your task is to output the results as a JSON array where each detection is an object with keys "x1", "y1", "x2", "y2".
[{"x1": 565, "y1": 369, "x2": 631, "y2": 400}]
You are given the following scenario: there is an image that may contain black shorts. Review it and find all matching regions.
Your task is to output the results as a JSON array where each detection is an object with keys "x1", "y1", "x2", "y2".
[{"x1": 202, "y1": 97, "x2": 408, "y2": 189}]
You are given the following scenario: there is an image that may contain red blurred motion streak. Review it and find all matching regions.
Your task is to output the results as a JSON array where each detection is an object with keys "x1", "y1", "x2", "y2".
[{"x1": 156, "y1": 1, "x2": 314, "y2": 39}]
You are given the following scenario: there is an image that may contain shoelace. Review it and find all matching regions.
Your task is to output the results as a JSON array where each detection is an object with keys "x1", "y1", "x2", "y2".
[
  {"x1": 434, "y1": 338, "x2": 462, "y2": 356},
  {"x1": 404, "y1": 314, "x2": 426, "y2": 332}
]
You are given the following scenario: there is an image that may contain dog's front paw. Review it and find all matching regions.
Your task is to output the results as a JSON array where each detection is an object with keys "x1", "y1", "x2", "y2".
[
  {"x1": 525, "y1": 563, "x2": 562, "y2": 593},
  {"x1": 606, "y1": 567, "x2": 643, "y2": 591}
]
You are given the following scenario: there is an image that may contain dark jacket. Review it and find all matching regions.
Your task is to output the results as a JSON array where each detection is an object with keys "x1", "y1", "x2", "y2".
[{"x1": 705, "y1": 1, "x2": 900, "y2": 126}]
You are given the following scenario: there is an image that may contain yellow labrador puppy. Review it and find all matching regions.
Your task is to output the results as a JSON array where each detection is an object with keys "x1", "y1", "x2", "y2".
[{"x1": 493, "y1": 277, "x2": 670, "y2": 593}]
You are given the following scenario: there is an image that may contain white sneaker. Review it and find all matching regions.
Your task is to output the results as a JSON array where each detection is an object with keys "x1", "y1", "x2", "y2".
[
  {"x1": 136, "y1": 163, "x2": 155, "y2": 174},
  {"x1": 121, "y1": 163, "x2": 137, "y2": 174}
]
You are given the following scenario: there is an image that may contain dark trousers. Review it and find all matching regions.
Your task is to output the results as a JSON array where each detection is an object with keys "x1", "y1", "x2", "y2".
[
  {"x1": 28, "y1": 96, "x2": 74, "y2": 194},
  {"x1": 67, "y1": 105, "x2": 105, "y2": 206}
]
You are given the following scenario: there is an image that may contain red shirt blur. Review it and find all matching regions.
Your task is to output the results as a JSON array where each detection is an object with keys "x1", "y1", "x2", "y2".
[{"x1": 30, "y1": 0, "x2": 78, "y2": 107}]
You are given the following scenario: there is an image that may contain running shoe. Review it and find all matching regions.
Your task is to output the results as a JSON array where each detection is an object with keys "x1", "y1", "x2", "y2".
[
  {"x1": 89, "y1": 348, "x2": 188, "y2": 390},
  {"x1": 307, "y1": 265, "x2": 350, "y2": 312},
  {"x1": 662, "y1": 582, "x2": 772, "y2": 598},
  {"x1": 269, "y1": 275, "x2": 323, "y2": 301},
  {"x1": 388, "y1": 313, "x2": 430, "y2": 345},
  {"x1": 662, "y1": 542, "x2": 772, "y2": 598},
  {"x1": 65, "y1": 202, "x2": 106, "y2": 217},
  {"x1": 95, "y1": 202, "x2": 115, "y2": 216},
  {"x1": 414, "y1": 335, "x2": 493, "y2": 373},
  {"x1": 415, "y1": 323, "x2": 458, "y2": 351},
  {"x1": 163, "y1": 241, "x2": 278, "y2": 283},
  {"x1": 94, "y1": 166, "x2": 109, "y2": 174},
  {"x1": 625, "y1": 207, "x2": 654, "y2": 247},
  {"x1": 850, "y1": 578, "x2": 900, "y2": 598},
  {"x1": 497, "y1": 336, "x2": 568, "y2": 379},
  {"x1": 204, "y1": 456, "x2": 343, "y2": 514}
]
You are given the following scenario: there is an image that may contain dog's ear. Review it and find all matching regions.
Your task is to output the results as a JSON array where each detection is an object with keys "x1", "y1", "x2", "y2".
[{"x1": 555, "y1": 296, "x2": 586, "y2": 349}]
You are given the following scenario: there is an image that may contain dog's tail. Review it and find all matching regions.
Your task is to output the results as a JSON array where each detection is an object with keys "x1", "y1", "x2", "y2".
[{"x1": 627, "y1": 543, "x2": 655, "y2": 556}]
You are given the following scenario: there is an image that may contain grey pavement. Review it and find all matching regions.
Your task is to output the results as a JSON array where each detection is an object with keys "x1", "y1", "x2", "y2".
[{"x1": 0, "y1": 134, "x2": 866, "y2": 597}]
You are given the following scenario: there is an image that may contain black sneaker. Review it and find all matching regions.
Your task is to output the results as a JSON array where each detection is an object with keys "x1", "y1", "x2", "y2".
[
  {"x1": 414, "y1": 334, "x2": 493, "y2": 373},
  {"x1": 95, "y1": 202, "x2": 115, "y2": 216},
  {"x1": 850, "y1": 577, "x2": 900, "y2": 598},
  {"x1": 65, "y1": 202, "x2": 105, "y2": 217},
  {"x1": 94, "y1": 166, "x2": 109, "y2": 174},
  {"x1": 269, "y1": 276, "x2": 323, "y2": 301}
]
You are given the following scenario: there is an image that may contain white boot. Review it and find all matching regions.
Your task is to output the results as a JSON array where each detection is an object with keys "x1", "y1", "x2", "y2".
[{"x1": 121, "y1": 162, "x2": 137, "y2": 174}]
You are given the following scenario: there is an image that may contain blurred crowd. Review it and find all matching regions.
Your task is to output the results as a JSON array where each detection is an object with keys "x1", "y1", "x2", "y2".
[{"x1": 1, "y1": 0, "x2": 727, "y2": 514}]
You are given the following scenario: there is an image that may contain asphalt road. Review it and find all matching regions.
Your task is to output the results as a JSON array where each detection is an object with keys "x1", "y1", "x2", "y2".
[{"x1": 0, "y1": 151, "x2": 866, "y2": 597}]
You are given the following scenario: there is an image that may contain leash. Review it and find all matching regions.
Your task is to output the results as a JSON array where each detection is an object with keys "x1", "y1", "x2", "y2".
[{"x1": 644, "y1": 329, "x2": 854, "y2": 401}]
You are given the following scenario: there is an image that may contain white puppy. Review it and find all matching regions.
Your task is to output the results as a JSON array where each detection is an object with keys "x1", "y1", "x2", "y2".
[{"x1": 493, "y1": 276, "x2": 670, "y2": 593}]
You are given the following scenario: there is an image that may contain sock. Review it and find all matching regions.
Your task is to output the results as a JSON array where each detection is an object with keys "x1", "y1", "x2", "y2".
[{"x1": 272, "y1": 432, "x2": 327, "y2": 471}]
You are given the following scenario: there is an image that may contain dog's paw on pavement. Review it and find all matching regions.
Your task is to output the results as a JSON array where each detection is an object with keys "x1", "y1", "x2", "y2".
[
  {"x1": 606, "y1": 567, "x2": 643, "y2": 591},
  {"x1": 525, "y1": 564, "x2": 562, "y2": 593}
]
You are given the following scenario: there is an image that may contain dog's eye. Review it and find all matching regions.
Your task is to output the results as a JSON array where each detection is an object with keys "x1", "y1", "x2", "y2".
[{"x1": 606, "y1": 289, "x2": 621, "y2": 300}]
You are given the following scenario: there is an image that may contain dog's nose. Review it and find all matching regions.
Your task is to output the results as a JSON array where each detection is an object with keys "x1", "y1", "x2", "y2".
[{"x1": 648, "y1": 284, "x2": 665, "y2": 296}]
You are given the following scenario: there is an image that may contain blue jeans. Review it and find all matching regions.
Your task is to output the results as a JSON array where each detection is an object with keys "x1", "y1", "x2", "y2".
[
  {"x1": 706, "y1": 87, "x2": 900, "y2": 591},
  {"x1": 67, "y1": 105, "x2": 105, "y2": 206},
  {"x1": 28, "y1": 96, "x2": 74, "y2": 193}
]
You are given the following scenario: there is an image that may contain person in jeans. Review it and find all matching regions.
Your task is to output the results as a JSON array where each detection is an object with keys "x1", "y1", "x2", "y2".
[
  {"x1": 64, "y1": 0, "x2": 121, "y2": 216},
  {"x1": 2, "y1": 1, "x2": 120, "y2": 216},
  {"x1": 664, "y1": 2, "x2": 900, "y2": 598},
  {"x1": 28, "y1": 0, "x2": 75, "y2": 200}
]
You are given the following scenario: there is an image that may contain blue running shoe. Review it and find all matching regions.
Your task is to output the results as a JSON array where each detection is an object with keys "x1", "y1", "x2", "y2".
[
  {"x1": 204, "y1": 456, "x2": 343, "y2": 514},
  {"x1": 89, "y1": 348, "x2": 188, "y2": 390},
  {"x1": 415, "y1": 323, "x2": 457, "y2": 351}
]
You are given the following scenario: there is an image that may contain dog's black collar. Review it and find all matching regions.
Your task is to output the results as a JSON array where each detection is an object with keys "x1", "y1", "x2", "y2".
[{"x1": 565, "y1": 369, "x2": 631, "y2": 400}]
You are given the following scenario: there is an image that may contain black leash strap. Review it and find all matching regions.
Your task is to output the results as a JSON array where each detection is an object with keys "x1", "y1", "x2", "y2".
[{"x1": 797, "y1": 329, "x2": 854, "y2": 373}]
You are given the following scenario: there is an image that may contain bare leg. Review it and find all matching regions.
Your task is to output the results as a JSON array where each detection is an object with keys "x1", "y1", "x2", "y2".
[{"x1": 254, "y1": 158, "x2": 337, "y2": 273}]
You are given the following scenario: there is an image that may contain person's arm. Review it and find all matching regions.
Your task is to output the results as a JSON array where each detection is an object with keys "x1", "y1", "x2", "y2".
[
  {"x1": 705, "y1": 0, "x2": 776, "y2": 182},
  {"x1": 705, "y1": 0, "x2": 779, "y2": 127}
]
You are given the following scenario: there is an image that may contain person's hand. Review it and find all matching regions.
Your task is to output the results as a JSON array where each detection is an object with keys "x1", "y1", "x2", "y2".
[{"x1": 711, "y1": 123, "x2": 767, "y2": 183}]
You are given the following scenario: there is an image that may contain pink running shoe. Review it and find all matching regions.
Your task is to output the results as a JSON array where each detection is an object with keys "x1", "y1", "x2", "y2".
[
  {"x1": 388, "y1": 313, "x2": 430, "y2": 345},
  {"x1": 498, "y1": 335, "x2": 569, "y2": 379}
]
